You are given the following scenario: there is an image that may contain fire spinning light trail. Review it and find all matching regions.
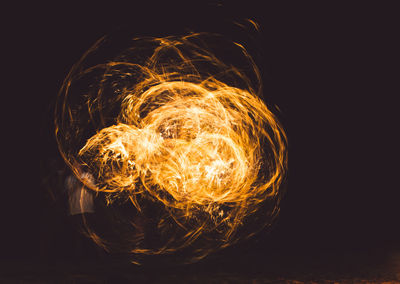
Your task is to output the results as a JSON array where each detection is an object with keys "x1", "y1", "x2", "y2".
[{"x1": 55, "y1": 32, "x2": 287, "y2": 264}]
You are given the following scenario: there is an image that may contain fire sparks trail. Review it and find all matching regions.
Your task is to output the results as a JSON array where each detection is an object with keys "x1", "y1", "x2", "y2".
[{"x1": 55, "y1": 32, "x2": 287, "y2": 263}]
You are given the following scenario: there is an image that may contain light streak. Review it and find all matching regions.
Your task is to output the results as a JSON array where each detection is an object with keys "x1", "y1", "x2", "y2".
[{"x1": 55, "y1": 32, "x2": 287, "y2": 263}]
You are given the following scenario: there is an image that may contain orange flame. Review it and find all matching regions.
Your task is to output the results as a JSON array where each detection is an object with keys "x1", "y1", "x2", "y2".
[{"x1": 55, "y1": 32, "x2": 287, "y2": 263}]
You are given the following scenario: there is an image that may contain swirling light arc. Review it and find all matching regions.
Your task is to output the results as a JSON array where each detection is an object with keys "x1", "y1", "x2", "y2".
[{"x1": 55, "y1": 32, "x2": 287, "y2": 263}]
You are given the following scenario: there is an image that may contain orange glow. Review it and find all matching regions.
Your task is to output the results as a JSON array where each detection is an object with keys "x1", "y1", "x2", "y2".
[{"x1": 55, "y1": 32, "x2": 287, "y2": 263}]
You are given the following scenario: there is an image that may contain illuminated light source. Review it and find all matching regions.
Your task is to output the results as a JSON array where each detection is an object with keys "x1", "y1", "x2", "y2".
[{"x1": 55, "y1": 31, "x2": 287, "y2": 264}]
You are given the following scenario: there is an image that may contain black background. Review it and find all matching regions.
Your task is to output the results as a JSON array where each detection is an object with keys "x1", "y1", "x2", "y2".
[{"x1": 2, "y1": 1, "x2": 398, "y2": 281}]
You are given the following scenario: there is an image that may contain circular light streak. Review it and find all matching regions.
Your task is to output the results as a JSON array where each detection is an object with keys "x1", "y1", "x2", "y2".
[{"x1": 55, "y1": 32, "x2": 287, "y2": 264}]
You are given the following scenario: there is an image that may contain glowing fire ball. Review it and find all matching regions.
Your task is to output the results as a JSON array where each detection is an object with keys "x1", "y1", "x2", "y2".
[{"x1": 55, "y1": 31, "x2": 287, "y2": 264}]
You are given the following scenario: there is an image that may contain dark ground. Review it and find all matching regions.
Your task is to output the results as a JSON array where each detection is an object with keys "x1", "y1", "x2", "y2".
[
  {"x1": 1, "y1": 250, "x2": 399, "y2": 283},
  {"x1": 2, "y1": 2, "x2": 399, "y2": 283}
]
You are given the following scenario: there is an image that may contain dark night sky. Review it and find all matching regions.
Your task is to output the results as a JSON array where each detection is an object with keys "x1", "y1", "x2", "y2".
[{"x1": 2, "y1": 1, "x2": 398, "y2": 267}]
